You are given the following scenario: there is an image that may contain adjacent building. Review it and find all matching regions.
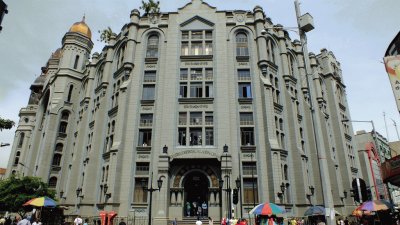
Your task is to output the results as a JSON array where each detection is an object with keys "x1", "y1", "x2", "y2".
[{"x1": 6, "y1": 0, "x2": 361, "y2": 222}]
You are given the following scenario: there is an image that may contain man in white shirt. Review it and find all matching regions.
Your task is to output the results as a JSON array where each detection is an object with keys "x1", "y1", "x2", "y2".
[{"x1": 74, "y1": 216, "x2": 83, "y2": 225}]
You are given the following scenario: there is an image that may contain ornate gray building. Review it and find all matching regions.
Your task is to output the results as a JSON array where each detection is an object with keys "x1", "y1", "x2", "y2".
[{"x1": 7, "y1": 0, "x2": 361, "y2": 223}]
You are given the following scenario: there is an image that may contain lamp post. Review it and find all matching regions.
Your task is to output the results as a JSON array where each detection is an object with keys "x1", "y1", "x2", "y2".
[
  {"x1": 141, "y1": 172, "x2": 163, "y2": 225},
  {"x1": 250, "y1": 152, "x2": 256, "y2": 208},
  {"x1": 222, "y1": 144, "x2": 232, "y2": 219},
  {"x1": 0, "y1": 143, "x2": 10, "y2": 147},
  {"x1": 235, "y1": 177, "x2": 243, "y2": 218}
]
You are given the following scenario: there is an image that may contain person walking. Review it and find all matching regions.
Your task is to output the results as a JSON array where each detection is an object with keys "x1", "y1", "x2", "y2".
[
  {"x1": 74, "y1": 216, "x2": 82, "y2": 225},
  {"x1": 172, "y1": 218, "x2": 177, "y2": 225},
  {"x1": 208, "y1": 217, "x2": 213, "y2": 225},
  {"x1": 186, "y1": 202, "x2": 192, "y2": 217}
]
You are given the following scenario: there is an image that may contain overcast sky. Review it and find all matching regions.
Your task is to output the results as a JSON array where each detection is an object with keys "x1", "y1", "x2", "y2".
[{"x1": 0, "y1": 0, "x2": 399, "y2": 168}]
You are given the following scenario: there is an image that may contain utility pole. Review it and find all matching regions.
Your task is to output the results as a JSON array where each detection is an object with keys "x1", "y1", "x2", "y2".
[{"x1": 294, "y1": 1, "x2": 335, "y2": 224}]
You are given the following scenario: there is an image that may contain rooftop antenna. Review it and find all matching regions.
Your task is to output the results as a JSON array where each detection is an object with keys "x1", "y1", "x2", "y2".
[
  {"x1": 383, "y1": 111, "x2": 389, "y2": 141},
  {"x1": 391, "y1": 118, "x2": 400, "y2": 141}
]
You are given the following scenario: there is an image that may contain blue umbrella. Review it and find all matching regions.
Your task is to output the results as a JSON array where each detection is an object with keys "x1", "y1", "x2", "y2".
[{"x1": 304, "y1": 206, "x2": 325, "y2": 216}]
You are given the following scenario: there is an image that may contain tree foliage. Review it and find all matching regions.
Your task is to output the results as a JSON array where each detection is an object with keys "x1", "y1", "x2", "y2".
[
  {"x1": 98, "y1": 26, "x2": 114, "y2": 44},
  {"x1": 0, "y1": 176, "x2": 56, "y2": 217},
  {"x1": 140, "y1": 0, "x2": 160, "y2": 15},
  {"x1": 0, "y1": 117, "x2": 15, "y2": 131}
]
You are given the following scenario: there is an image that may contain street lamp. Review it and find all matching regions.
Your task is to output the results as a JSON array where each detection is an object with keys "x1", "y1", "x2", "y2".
[
  {"x1": 235, "y1": 177, "x2": 243, "y2": 218},
  {"x1": 104, "y1": 183, "x2": 111, "y2": 199},
  {"x1": 222, "y1": 144, "x2": 232, "y2": 219},
  {"x1": 0, "y1": 143, "x2": 10, "y2": 147},
  {"x1": 141, "y1": 172, "x2": 163, "y2": 225}
]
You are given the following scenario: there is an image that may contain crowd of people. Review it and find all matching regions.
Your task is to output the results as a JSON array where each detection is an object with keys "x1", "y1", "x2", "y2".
[{"x1": 0, "y1": 215, "x2": 42, "y2": 225}]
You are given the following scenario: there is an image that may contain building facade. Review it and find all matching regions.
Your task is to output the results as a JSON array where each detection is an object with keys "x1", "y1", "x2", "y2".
[
  {"x1": 354, "y1": 130, "x2": 390, "y2": 201},
  {"x1": 7, "y1": 0, "x2": 361, "y2": 222}
]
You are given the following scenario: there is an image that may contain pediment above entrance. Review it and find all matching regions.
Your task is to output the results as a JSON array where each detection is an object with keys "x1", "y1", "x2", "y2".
[{"x1": 180, "y1": 15, "x2": 214, "y2": 30}]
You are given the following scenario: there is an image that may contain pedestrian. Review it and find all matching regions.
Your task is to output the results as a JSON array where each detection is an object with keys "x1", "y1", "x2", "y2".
[
  {"x1": 0, "y1": 217, "x2": 6, "y2": 225},
  {"x1": 17, "y1": 216, "x2": 31, "y2": 225},
  {"x1": 343, "y1": 218, "x2": 348, "y2": 225},
  {"x1": 221, "y1": 218, "x2": 226, "y2": 225},
  {"x1": 31, "y1": 219, "x2": 37, "y2": 225},
  {"x1": 196, "y1": 219, "x2": 203, "y2": 225},
  {"x1": 74, "y1": 216, "x2": 83, "y2": 225},
  {"x1": 198, "y1": 206, "x2": 202, "y2": 219},
  {"x1": 202, "y1": 202, "x2": 208, "y2": 217},
  {"x1": 208, "y1": 217, "x2": 213, "y2": 225},
  {"x1": 172, "y1": 218, "x2": 177, "y2": 225},
  {"x1": 119, "y1": 219, "x2": 127, "y2": 225},
  {"x1": 186, "y1": 202, "x2": 192, "y2": 217}
]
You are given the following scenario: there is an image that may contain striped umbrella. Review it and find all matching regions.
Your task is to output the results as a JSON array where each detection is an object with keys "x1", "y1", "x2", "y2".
[
  {"x1": 359, "y1": 200, "x2": 393, "y2": 212},
  {"x1": 249, "y1": 203, "x2": 286, "y2": 216},
  {"x1": 352, "y1": 205, "x2": 373, "y2": 217},
  {"x1": 23, "y1": 196, "x2": 57, "y2": 207}
]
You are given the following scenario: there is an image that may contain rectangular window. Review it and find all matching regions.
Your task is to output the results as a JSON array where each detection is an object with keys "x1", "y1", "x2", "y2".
[
  {"x1": 205, "y1": 128, "x2": 214, "y2": 145},
  {"x1": 205, "y1": 82, "x2": 213, "y2": 98},
  {"x1": 238, "y1": 69, "x2": 251, "y2": 81},
  {"x1": 189, "y1": 128, "x2": 202, "y2": 146},
  {"x1": 243, "y1": 178, "x2": 258, "y2": 204},
  {"x1": 178, "y1": 128, "x2": 187, "y2": 146},
  {"x1": 144, "y1": 71, "x2": 156, "y2": 82},
  {"x1": 179, "y1": 112, "x2": 187, "y2": 125},
  {"x1": 142, "y1": 85, "x2": 155, "y2": 100},
  {"x1": 204, "y1": 42, "x2": 213, "y2": 55},
  {"x1": 140, "y1": 114, "x2": 153, "y2": 127},
  {"x1": 190, "y1": 83, "x2": 203, "y2": 98},
  {"x1": 240, "y1": 112, "x2": 254, "y2": 125},
  {"x1": 182, "y1": 31, "x2": 189, "y2": 40},
  {"x1": 205, "y1": 31, "x2": 212, "y2": 39},
  {"x1": 241, "y1": 127, "x2": 254, "y2": 145},
  {"x1": 190, "y1": 112, "x2": 202, "y2": 125},
  {"x1": 205, "y1": 112, "x2": 213, "y2": 125},
  {"x1": 180, "y1": 69, "x2": 188, "y2": 80},
  {"x1": 192, "y1": 31, "x2": 203, "y2": 39},
  {"x1": 180, "y1": 83, "x2": 188, "y2": 98},
  {"x1": 205, "y1": 68, "x2": 213, "y2": 80},
  {"x1": 138, "y1": 129, "x2": 152, "y2": 146},
  {"x1": 242, "y1": 162, "x2": 257, "y2": 176},
  {"x1": 191, "y1": 42, "x2": 203, "y2": 55},
  {"x1": 191, "y1": 68, "x2": 202, "y2": 80},
  {"x1": 238, "y1": 83, "x2": 252, "y2": 98},
  {"x1": 135, "y1": 162, "x2": 149, "y2": 175},
  {"x1": 181, "y1": 42, "x2": 189, "y2": 56},
  {"x1": 134, "y1": 178, "x2": 148, "y2": 203}
]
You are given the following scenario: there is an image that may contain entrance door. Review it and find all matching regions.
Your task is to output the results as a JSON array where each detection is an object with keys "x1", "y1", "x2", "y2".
[{"x1": 184, "y1": 171, "x2": 209, "y2": 217}]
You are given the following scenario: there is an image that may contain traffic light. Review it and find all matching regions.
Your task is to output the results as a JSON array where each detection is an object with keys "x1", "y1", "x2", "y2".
[{"x1": 233, "y1": 189, "x2": 238, "y2": 204}]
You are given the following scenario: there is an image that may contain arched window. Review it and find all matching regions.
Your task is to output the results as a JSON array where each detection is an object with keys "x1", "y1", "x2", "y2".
[
  {"x1": 73, "y1": 55, "x2": 80, "y2": 69},
  {"x1": 146, "y1": 35, "x2": 159, "y2": 58},
  {"x1": 52, "y1": 153, "x2": 62, "y2": 166},
  {"x1": 236, "y1": 32, "x2": 249, "y2": 56},
  {"x1": 67, "y1": 85, "x2": 73, "y2": 102},
  {"x1": 61, "y1": 111, "x2": 69, "y2": 121},
  {"x1": 59, "y1": 122, "x2": 68, "y2": 133},
  {"x1": 117, "y1": 45, "x2": 126, "y2": 69},
  {"x1": 48, "y1": 177, "x2": 58, "y2": 188},
  {"x1": 18, "y1": 133, "x2": 25, "y2": 148},
  {"x1": 55, "y1": 143, "x2": 63, "y2": 152},
  {"x1": 267, "y1": 39, "x2": 276, "y2": 64},
  {"x1": 14, "y1": 151, "x2": 20, "y2": 165}
]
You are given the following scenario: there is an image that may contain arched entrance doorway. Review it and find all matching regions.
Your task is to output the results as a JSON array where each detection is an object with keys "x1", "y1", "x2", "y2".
[{"x1": 184, "y1": 171, "x2": 209, "y2": 217}]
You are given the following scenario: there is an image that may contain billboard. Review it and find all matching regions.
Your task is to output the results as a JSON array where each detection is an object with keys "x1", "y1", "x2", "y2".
[
  {"x1": 381, "y1": 155, "x2": 400, "y2": 186},
  {"x1": 384, "y1": 55, "x2": 400, "y2": 112}
]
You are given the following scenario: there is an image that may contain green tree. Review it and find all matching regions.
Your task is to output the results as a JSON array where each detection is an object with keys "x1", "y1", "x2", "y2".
[
  {"x1": 0, "y1": 176, "x2": 56, "y2": 217},
  {"x1": 98, "y1": 26, "x2": 114, "y2": 43},
  {"x1": 0, "y1": 117, "x2": 15, "y2": 131},
  {"x1": 140, "y1": 0, "x2": 160, "y2": 16}
]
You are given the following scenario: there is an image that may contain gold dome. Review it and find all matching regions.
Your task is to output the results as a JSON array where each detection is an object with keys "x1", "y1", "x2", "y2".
[{"x1": 69, "y1": 16, "x2": 92, "y2": 39}]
